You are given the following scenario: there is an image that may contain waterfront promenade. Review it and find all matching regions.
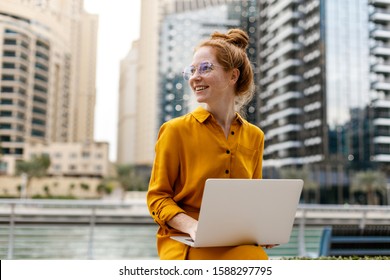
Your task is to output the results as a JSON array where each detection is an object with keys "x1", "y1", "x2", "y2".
[
  {"x1": 0, "y1": 199, "x2": 389, "y2": 259},
  {"x1": 1, "y1": 199, "x2": 389, "y2": 226}
]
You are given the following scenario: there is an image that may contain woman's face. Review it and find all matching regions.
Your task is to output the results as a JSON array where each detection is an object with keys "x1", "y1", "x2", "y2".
[{"x1": 188, "y1": 46, "x2": 235, "y2": 106}]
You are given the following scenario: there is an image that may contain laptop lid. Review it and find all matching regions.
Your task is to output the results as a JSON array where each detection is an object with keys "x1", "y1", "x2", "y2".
[{"x1": 171, "y1": 178, "x2": 303, "y2": 248}]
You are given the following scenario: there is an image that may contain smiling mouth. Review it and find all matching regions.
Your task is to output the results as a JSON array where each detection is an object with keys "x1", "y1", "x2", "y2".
[{"x1": 195, "y1": 86, "x2": 208, "y2": 92}]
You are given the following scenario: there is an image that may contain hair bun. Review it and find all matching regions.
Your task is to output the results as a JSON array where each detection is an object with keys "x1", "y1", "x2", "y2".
[{"x1": 210, "y1": 28, "x2": 249, "y2": 50}]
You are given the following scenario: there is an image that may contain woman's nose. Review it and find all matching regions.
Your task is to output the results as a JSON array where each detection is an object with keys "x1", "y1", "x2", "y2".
[{"x1": 190, "y1": 71, "x2": 201, "y2": 81}]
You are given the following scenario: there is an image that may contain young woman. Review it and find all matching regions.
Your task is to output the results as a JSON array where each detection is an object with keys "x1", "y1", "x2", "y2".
[{"x1": 147, "y1": 28, "x2": 271, "y2": 260}]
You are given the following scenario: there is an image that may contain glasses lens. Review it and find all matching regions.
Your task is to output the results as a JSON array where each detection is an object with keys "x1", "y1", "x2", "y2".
[
  {"x1": 182, "y1": 66, "x2": 195, "y2": 80},
  {"x1": 198, "y1": 62, "x2": 212, "y2": 75},
  {"x1": 182, "y1": 62, "x2": 213, "y2": 80}
]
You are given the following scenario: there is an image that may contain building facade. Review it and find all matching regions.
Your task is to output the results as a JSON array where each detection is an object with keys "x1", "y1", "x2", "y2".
[
  {"x1": 0, "y1": 0, "x2": 98, "y2": 174},
  {"x1": 117, "y1": 41, "x2": 139, "y2": 164},
  {"x1": 257, "y1": 0, "x2": 390, "y2": 203},
  {"x1": 23, "y1": 141, "x2": 109, "y2": 178}
]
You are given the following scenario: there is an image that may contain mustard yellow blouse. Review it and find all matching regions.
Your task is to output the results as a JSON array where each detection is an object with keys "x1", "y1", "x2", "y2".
[{"x1": 147, "y1": 106, "x2": 265, "y2": 260}]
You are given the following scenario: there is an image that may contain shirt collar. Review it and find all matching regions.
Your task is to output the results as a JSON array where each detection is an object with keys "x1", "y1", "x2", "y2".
[{"x1": 191, "y1": 106, "x2": 246, "y2": 125}]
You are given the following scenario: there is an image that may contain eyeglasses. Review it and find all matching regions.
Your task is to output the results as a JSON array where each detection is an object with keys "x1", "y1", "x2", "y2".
[{"x1": 182, "y1": 61, "x2": 217, "y2": 80}]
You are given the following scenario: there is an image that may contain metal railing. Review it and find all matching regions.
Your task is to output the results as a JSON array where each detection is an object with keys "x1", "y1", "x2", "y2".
[
  {"x1": 0, "y1": 199, "x2": 152, "y2": 259},
  {"x1": 1, "y1": 199, "x2": 390, "y2": 259}
]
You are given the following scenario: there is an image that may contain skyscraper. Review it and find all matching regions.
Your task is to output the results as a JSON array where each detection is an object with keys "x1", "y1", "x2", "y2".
[
  {"x1": 0, "y1": 0, "x2": 98, "y2": 174},
  {"x1": 117, "y1": 41, "x2": 139, "y2": 164},
  {"x1": 257, "y1": 0, "x2": 390, "y2": 203}
]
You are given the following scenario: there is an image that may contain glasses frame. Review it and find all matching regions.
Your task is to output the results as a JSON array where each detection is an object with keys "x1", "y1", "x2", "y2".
[{"x1": 182, "y1": 61, "x2": 219, "y2": 80}]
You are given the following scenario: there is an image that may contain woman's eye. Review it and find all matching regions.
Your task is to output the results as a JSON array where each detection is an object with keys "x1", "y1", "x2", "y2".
[{"x1": 199, "y1": 63, "x2": 211, "y2": 73}]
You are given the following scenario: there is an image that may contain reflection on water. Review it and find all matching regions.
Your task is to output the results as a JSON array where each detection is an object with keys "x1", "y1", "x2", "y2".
[{"x1": 0, "y1": 224, "x2": 323, "y2": 259}]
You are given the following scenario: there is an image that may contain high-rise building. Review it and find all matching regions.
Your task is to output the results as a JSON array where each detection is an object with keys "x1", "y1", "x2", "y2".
[
  {"x1": 0, "y1": 0, "x2": 98, "y2": 174},
  {"x1": 370, "y1": 0, "x2": 390, "y2": 169},
  {"x1": 117, "y1": 41, "x2": 139, "y2": 164},
  {"x1": 132, "y1": 0, "x2": 160, "y2": 166},
  {"x1": 257, "y1": 0, "x2": 390, "y2": 202}
]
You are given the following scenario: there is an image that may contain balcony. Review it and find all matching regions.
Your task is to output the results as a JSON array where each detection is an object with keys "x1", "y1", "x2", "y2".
[
  {"x1": 371, "y1": 46, "x2": 390, "y2": 56},
  {"x1": 372, "y1": 81, "x2": 390, "y2": 90},
  {"x1": 268, "y1": 10, "x2": 302, "y2": 33},
  {"x1": 370, "y1": 11, "x2": 390, "y2": 22},
  {"x1": 371, "y1": 29, "x2": 390, "y2": 39},
  {"x1": 374, "y1": 118, "x2": 390, "y2": 126},
  {"x1": 304, "y1": 137, "x2": 322, "y2": 146},
  {"x1": 267, "y1": 42, "x2": 301, "y2": 62},
  {"x1": 264, "y1": 140, "x2": 302, "y2": 155},
  {"x1": 268, "y1": 26, "x2": 303, "y2": 47},
  {"x1": 268, "y1": 59, "x2": 302, "y2": 77},
  {"x1": 370, "y1": 0, "x2": 390, "y2": 5},
  {"x1": 263, "y1": 157, "x2": 304, "y2": 167},
  {"x1": 372, "y1": 154, "x2": 390, "y2": 162},
  {"x1": 267, "y1": 91, "x2": 302, "y2": 108},
  {"x1": 268, "y1": 0, "x2": 302, "y2": 20},
  {"x1": 372, "y1": 64, "x2": 390, "y2": 73},
  {"x1": 373, "y1": 136, "x2": 390, "y2": 143},
  {"x1": 261, "y1": 107, "x2": 302, "y2": 127},
  {"x1": 373, "y1": 99, "x2": 390, "y2": 107},
  {"x1": 267, "y1": 74, "x2": 302, "y2": 92},
  {"x1": 266, "y1": 124, "x2": 302, "y2": 139}
]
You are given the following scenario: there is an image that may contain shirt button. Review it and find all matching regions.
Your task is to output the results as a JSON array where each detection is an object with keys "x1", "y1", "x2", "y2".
[
  {"x1": 225, "y1": 170, "x2": 229, "y2": 174},
  {"x1": 226, "y1": 150, "x2": 230, "y2": 154}
]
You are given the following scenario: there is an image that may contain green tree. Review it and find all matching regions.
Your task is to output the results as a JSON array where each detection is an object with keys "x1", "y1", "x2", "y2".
[
  {"x1": 43, "y1": 185, "x2": 50, "y2": 197},
  {"x1": 280, "y1": 167, "x2": 320, "y2": 203},
  {"x1": 80, "y1": 183, "x2": 90, "y2": 191},
  {"x1": 113, "y1": 164, "x2": 147, "y2": 199},
  {"x1": 96, "y1": 181, "x2": 114, "y2": 196},
  {"x1": 15, "y1": 154, "x2": 51, "y2": 198},
  {"x1": 350, "y1": 170, "x2": 387, "y2": 205}
]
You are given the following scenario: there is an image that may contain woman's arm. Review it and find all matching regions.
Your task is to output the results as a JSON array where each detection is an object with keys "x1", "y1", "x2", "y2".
[{"x1": 147, "y1": 123, "x2": 189, "y2": 231}]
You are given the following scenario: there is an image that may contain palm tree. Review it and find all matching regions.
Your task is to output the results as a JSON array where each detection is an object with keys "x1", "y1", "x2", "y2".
[
  {"x1": 280, "y1": 167, "x2": 320, "y2": 203},
  {"x1": 15, "y1": 154, "x2": 51, "y2": 198},
  {"x1": 350, "y1": 170, "x2": 387, "y2": 205}
]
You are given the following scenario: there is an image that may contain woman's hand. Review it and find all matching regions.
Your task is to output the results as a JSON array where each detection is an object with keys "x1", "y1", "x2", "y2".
[
  {"x1": 168, "y1": 213, "x2": 198, "y2": 240},
  {"x1": 187, "y1": 221, "x2": 198, "y2": 241}
]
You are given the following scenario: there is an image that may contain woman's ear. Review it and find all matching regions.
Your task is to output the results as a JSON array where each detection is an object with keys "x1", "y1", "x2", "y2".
[{"x1": 231, "y1": 68, "x2": 240, "y2": 84}]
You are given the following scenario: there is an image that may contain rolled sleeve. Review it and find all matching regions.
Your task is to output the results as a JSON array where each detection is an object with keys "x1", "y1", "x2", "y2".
[
  {"x1": 147, "y1": 122, "x2": 185, "y2": 229},
  {"x1": 149, "y1": 202, "x2": 186, "y2": 228}
]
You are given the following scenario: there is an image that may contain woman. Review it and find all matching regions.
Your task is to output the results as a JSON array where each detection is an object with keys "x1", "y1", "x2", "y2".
[{"x1": 147, "y1": 28, "x2": 270, "y2": 260}]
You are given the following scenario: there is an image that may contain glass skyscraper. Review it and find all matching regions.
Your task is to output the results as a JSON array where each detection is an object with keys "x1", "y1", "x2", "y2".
[{"x1": 258, "y1": 0, "x2": 390, "y2": 203}]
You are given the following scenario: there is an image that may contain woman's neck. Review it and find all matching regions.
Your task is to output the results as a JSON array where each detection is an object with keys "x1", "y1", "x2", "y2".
[{"x1": 205, "y1": 103, "x2": 236, "y2": 138}]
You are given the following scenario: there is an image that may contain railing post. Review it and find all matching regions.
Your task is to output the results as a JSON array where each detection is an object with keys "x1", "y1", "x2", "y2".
[
  {"x1": 359, "y1": 208, "x2": 367, "y2": 230},
  {"x1": 88, "y1": 207, "x2": 96, "y2": 259},
  {"x1": 7, "y1": 203, "x2": 15, "y2": 259},
  {"x1": 298, "y1": 208, "x2": 306, "y2": 256}
]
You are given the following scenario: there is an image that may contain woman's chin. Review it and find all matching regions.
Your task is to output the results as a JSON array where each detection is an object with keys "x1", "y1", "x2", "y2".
[{"x1": 195, "y1": 96, "x2": 207, "y2": 103}]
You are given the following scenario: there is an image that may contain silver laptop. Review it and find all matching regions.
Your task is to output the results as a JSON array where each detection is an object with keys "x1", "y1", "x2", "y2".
[{"x1": 171, "y1": 178, "x2": 303, "y2": 247}]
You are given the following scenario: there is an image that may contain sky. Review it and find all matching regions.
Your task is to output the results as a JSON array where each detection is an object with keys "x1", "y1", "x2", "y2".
[{"x1": 83, "y1": 0, "x2": 141, "y2": 162}]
